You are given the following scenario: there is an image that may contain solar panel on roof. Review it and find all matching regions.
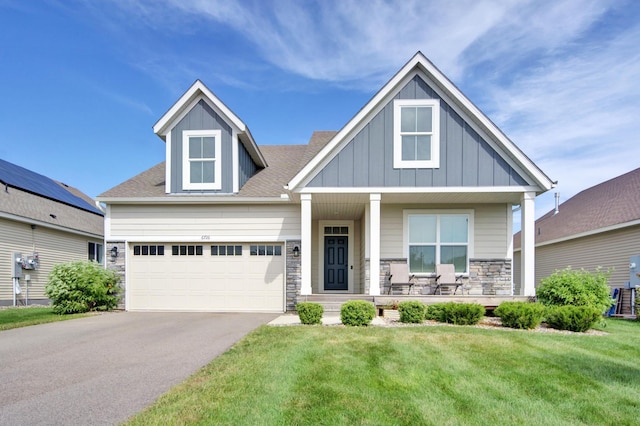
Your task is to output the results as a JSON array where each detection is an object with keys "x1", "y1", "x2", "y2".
[{"x1": 0, "y1": 158, "x2": 103, "y2": 215}]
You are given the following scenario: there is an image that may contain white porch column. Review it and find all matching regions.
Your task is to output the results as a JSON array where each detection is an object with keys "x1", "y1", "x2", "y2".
[
  {"x1": 520, "y1": 191, "x2": 536, "y2": 296},
  {"x1": 300, "y1": 193, "x2": 312, "y2": 295},
  {"x1": 369, "y1": 193, "x2": 381, "y2": 296}
]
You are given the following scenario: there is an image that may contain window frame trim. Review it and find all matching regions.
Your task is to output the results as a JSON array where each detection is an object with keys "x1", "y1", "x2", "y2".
[
  {"x1": 182, "y1": 129, "x2": 222, "y2": 190},
  {"x1": 393, "y1": 98, "x2": 440, "y2": 169},
  {"x1": 402, "y1": 209, "x2": 474, "y2": 276},
  {"x1": 88, "y1": 242, "x2": 104, "y2": 265}
]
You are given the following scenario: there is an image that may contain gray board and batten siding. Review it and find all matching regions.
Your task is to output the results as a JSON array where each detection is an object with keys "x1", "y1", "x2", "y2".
[
  {"x1": 170, "y1": 99, "x2": 258, "y2": 194},
  {"x1": 238, "y1": 141, "x2": 258, "y2": 190},
  {"x1": 307, "y1": 75, "x2": 530, "y2": 188}
]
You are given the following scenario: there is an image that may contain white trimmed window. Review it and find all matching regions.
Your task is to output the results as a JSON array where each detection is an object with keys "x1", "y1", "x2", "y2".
[
  {"x1": 182, "y1": 129, "x2": 222, "y2": 190},
  {"x1": 88, "y1": 242, "x2": 103, "y2": 264},
  {"x1": 393, "y1": 99, "x2": 440, "y2": 169},
  {"x1": 404, "y1": 210, "x2": 472, "y2": 274}
]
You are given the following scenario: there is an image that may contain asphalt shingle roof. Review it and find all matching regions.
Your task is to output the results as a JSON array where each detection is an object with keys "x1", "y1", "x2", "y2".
[
  {"x1": 514, "y1": 167, "x2": 640, "y2": 248},
  {"x1": 98, "y1": 131, "x2": 337, "y2": 199}
]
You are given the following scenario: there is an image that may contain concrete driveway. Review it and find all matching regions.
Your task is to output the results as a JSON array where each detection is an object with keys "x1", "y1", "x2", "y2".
[{"x1": 0, "y1": 311, "x2": 277, "y2": 425}]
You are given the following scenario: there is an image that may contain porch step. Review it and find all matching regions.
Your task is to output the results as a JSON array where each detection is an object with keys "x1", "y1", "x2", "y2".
[{"x1": 295, "y1": 295, "x2": 375, "y2": 312}]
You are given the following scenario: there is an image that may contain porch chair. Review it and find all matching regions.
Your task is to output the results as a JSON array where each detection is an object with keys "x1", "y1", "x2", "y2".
[
  {"x1": 433, "y1": 264, "x2": 464, "y2": 295},
  {"x1": 388, "y1": 263, "x2": 416, "y2": 295}
]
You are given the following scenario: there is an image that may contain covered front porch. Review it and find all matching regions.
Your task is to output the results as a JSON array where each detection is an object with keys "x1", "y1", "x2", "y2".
[{"x1": 289, "y1": 190, "x2": 537, "y2": 311}]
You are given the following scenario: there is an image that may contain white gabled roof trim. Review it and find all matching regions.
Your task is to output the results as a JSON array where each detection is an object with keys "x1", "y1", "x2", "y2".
[
  {"x1": 287, "y1": 51, "x2": 554, "y2": 192},
  {"x1": 514, "y1": 218, "x2": 640, "y2": 252},
  {"x1": 153, "y1": 80, "x2": 267, "y2": 168}
]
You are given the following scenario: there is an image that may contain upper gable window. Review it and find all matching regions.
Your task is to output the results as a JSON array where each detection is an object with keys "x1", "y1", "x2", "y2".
[
  {"x1": 393, "y1": 99, "x2": 440, "y2": 169},
  {"x1": 182, "y1": 129, "x2": 222, "y2": 190}
]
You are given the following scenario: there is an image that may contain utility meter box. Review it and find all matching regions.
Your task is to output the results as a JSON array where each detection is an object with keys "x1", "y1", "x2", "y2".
[
  {"x1": 630, "y1": 255, "x2": 640, "y2": 288},
  {"x1": 12, "y1": 252, "x2": 22, "y2": 278}
]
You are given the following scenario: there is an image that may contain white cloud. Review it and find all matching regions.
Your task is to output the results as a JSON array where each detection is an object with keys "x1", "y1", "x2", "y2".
[{"x1": 97, "y1": 0, "x2": 521, "y2": 88}]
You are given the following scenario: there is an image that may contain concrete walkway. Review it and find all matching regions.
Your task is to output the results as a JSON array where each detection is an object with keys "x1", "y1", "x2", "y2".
[{"x1": 0, "y1": 311, "x2": 277, "y2": 426}]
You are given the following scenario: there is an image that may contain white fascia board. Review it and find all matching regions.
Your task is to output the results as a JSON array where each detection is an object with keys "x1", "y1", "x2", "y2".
[
  {"x1": 96, "y1": 196, "x2": 292, "y2": 204},
  {"x1": 153, "y1": 80, "x2": 267, "y2": 168},
  {"x1": 297, "y1": 186, "x2": 541, "y2": 194},
  {"x1": 287, "y1": 51, "x2": 554, "y2": 192},
  {"x1": 115, "y1": 235, "x2": 301, "y2": 243},
  {"x1": 0, "y1": 211, "x2": 103, "y2": 240},
  {"x1": 513, "y1": 218, "x2": 640, "y2": 252}
]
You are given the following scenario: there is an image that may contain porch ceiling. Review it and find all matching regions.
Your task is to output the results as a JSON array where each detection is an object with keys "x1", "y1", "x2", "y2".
[{"x1": 308, "y1": 191, "x2": 524, "y2": 220}]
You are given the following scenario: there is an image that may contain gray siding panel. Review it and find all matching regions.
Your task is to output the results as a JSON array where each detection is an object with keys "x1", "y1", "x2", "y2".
[
  {"x1": 353, "y1": 127, "x2": 369, "y2": 186},
  {"x1": 338, "y1": 142, "x2": 354, "y2": 187},
  {"x1": 171, "y1": 100, "x2": 233, "y2": 193},
  {"x1": 445, "y1": 110, "x2": 463, "y2": 186},
  {"x1": 368, "y1": 109, "x2": 385, "y2": 187},
  {"x1": 238, "y1": 141, "x2": 258, "y2": 190},
  {"x1": 477, "y1": 139, "x2": 495, "y2": 186},
  {"x1": 307, "y1": 75, "x2": 531, "y2": 188},
  {"x1": 462, "y1": 124, "x2": 480, "y2": 186}
]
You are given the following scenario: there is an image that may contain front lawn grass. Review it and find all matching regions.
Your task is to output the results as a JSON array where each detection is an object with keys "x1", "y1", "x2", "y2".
[
  {"x1": 128, "y1": 319, "x2": 640, "y2": 425},
  {"x1": 0, "y1": 307, "x2": 91, "y2": 331}
]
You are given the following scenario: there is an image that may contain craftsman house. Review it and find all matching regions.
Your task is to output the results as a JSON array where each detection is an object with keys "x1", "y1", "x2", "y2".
[
  {"x1": 98, "y1": 52, "x2": 554, "y2": 312},
  {"x1": 0, "y1": 159, "x2": 104, "y2": 306}
]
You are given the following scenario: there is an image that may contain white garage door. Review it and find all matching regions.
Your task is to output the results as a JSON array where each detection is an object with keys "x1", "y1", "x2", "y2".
[{"x1": 128, "y1": 243, "x2": 285, "y2": 312}]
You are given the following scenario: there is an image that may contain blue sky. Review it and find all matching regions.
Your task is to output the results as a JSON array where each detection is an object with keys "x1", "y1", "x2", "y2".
[{"x1": 1, "y1": 0, "x2": 639, "y2": 221}]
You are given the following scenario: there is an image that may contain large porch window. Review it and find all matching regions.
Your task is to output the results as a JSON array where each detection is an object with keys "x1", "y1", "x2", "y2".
[{"x1": 406, "y1": 211, "x2": 471, "y2": 274}]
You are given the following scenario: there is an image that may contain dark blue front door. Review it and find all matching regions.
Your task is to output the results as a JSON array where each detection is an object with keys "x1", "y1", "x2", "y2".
[{"x1": 324, "y1": 236, "x2": 348, "y2": 291}]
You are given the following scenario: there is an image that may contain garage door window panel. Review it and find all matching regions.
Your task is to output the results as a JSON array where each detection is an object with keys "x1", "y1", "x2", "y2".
[
  {"x1": 250, "y1": 245, "x2": 282, "y2": 256},
  {"x1": 133, "y1": 245, "x2": 165, "y2": 256},
  {"x1": 172, "y1": 245, "x2": 203, "y2": 256}
]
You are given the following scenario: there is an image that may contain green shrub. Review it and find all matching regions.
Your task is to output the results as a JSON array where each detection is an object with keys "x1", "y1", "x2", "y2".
[
  {"x1": 442, "y1": 303, "x2": 485, "y2": 325},
  {"x1": 427, "y1": 302, "x2": 484, "y2": 325},
  {"x1": 537, "y1": 267, "x2": 613, "y2": 313},
  {"x1": 398, "y1": 301, "x2": 426, "y2": 323},
  {"x1": 425, "y1": 303, "x2": 447, "y2": 321},
  {"x1": 545, "y1": 305, "x2": 602, "y2": 332},
  {"x1": 340, "y1": 300, "x2": 376, "y2": 326},
  {"x1": 46, "y1": 261, "x2": 120, "y2": 314},
  {"x1": 296, "y1": 302, "x2": 323, "y2": 325},
  {"x1": 494, "y1": 302, "x2": 546, "y2": 329}
]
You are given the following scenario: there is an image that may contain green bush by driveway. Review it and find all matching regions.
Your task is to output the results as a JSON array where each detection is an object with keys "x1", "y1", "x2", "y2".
[{"x1": 45, "y1": 260, "x2": 120, "y2": 314}]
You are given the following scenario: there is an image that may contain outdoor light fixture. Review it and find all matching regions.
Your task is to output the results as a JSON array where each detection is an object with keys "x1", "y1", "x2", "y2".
[
  {"x1": 293, "y1": 245, "x2": 300, "y2": 257},
  {"x1": 110, "y1": 246, "x2": 118, "y2": 259}
]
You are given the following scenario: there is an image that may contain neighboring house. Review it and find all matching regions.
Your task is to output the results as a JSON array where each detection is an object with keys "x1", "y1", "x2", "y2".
[
  {"x1": 513, "y1": 167, "x2": 640, "y2": 310},
  {"x1": 0, "y1": 159, "x2": 105, "y2": 306},
  {"x1": 97, "y1": 52, "x2": 554, "y2": 313}
]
